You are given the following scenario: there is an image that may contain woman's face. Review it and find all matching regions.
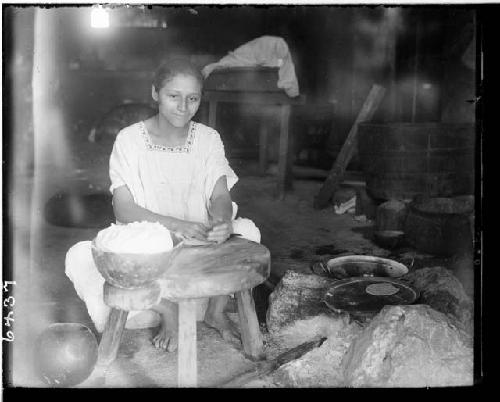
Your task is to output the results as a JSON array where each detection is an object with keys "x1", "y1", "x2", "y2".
[{"x1": 153, "y1": 73, "x2": 202, "y2": 129}]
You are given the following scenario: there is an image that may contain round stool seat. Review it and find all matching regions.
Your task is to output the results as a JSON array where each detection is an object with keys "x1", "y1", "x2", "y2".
[
  {"x1": 157, "y1": 237, "x2": 270, "y2": 299},
  {"x1": 102, "y1": 237, "x2": 270, "y2": 309}
]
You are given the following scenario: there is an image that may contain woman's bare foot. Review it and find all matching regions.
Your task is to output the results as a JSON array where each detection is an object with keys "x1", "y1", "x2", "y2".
[
  {"x1": 204, "y1": 295, "x2": 241, "y2": 347},
  {"x1": 151, "y1": 299, "x2": 178, "y2": 352},
  {"x1": 204, "y1": 312, "x2": 241, "y2": 346}
]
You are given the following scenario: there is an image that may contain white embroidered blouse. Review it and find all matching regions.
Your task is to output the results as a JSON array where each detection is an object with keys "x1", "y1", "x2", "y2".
[{"x1": 109, "y1": 120, "x2": 238, "y2": 225}]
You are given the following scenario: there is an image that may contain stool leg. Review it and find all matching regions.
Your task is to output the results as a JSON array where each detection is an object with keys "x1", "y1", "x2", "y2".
[
  {"x1": 97, "y1": 308, "x2": 128, "y2": 366},
  {"x1": 236, "y1": 289, "x2": 265, "y2": 361},
  {"x1": 177, "y1": 299, "x2": 198, "y2": 387}
]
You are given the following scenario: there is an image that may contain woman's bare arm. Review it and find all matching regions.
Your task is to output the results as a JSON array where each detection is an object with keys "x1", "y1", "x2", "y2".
[
  {"x1": 208, "y1": 176, "x2": 233, "y2": 223},
  {"x1": 207, "y1": 176, "x2": 233, "y2": 243},
  {"x1": 112, "y1": 185, "x2": 209, "y2": 240}
]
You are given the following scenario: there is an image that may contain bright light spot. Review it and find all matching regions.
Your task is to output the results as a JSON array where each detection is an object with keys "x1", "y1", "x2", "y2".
[
  {"x1": 422, "y1": 83, "x2": 432, "y2": 90},
  {"x1": 91, "y1": 6, "x2": 110, "y2": 29}
]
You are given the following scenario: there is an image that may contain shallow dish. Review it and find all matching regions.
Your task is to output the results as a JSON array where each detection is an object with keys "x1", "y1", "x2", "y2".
[{"x1": 321, "y1": 255, "x2": 408, "y2": 280}]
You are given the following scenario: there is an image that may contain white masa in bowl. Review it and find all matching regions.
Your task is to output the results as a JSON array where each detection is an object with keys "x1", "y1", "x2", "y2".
[{"x1": 92, "y1": 221, "x2": 181, "y2": 289}]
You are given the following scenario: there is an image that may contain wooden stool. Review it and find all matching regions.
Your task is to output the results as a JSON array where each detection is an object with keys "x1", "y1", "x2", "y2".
[{"x1": 97, "y1": 237, "x2": 270, "y2": 387}]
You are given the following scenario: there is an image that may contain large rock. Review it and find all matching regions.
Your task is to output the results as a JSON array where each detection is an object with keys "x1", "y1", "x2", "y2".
[
  {"x1": 264, "y1": 269, "x2": 473, "y2": 388},
  {"x1": 266, "y1": 271, "x2": 338, "y2": 335},
  {"x1": 263, "y1": 271, "x2": 362, "y2": 387},
  {"x1": 342, "y1": 305, "x2": 473, "y2": 387},
  {"x1": 403, "y1": 266, "x2": 473, "y2": 334}
]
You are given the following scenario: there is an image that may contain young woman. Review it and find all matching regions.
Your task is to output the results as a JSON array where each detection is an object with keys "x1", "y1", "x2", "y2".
[{"x1": 66, "y1": 58, "x2": 260, "y2": 352}]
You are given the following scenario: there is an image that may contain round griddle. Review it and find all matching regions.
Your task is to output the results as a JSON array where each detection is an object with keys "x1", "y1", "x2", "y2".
[{"x1": 324, "y1": 276, "x2": 419, "y2": 319}]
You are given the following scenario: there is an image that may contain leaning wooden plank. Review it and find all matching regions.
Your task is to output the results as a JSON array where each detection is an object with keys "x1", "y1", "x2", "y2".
[
  {"x1": 220, "y1": 337, "x2": 327, "y2": 388},
  {"x1": 313, "y1": 84, "x2": 386, "y2": 209}
]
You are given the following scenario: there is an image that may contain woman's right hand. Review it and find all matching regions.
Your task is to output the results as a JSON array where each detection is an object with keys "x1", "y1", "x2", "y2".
[{"x1": 174, "y1": 220, "x2": 210, "y2": 241}]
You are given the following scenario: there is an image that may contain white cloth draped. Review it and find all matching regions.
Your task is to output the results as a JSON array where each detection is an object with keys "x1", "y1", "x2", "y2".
[{"x1": 202, "y1": 36, "x2": 300, "y2": 98}]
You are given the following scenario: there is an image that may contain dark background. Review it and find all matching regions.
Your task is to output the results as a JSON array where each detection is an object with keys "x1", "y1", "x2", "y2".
[{"x1": 4, "y1": 5, "x2": 476, "y2": 171}]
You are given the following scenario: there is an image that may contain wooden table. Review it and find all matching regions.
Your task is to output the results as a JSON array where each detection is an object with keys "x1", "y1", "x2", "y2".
[
  {"x1": 96, "y1": 237, "x2": 271, "y2": 387},
  {"x1": 202, "y1": 90, "x2": 305, "y2": 199}
]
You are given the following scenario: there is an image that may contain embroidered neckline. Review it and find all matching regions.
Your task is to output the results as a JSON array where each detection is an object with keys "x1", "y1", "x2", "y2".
[{"x1": 140, "y1": 121, "x2": 195, "y2": 153}]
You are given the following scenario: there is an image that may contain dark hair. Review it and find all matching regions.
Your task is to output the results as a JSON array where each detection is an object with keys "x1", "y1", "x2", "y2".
[{"x1": 153, "y1": 58, "x2": 204, "y2": 92}]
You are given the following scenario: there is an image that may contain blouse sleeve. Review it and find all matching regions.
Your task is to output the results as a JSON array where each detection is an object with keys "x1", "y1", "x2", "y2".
[
  {"x1": 204, "y1": 130, "x2": 238, "y2": 201},
  {"x1": 109, "y1": 130, "x2": 143, "y2": 206}
]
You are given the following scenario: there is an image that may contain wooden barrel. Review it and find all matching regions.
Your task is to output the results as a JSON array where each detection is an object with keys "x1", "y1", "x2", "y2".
[
  {"x1": 404, "y1": 196, "x2": 474, "y2": 256},
  {"x1": 358, "y1": 123, "x2": 475, "y2": 200}
]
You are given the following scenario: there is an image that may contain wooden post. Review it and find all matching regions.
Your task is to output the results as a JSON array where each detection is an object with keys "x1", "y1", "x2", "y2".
[
  {"x1": 177, "y1": 299, "x2": 198, "y2": 387},
  {"x1": 208, "y1": 100, "x2": 218, "y2": 129},
  {"x1": 277, "y1": 104, "x2": 292, "y2": 200},
  {"x1": 236, "y1": 289, "x2": 265, "y2": 361},
  {"x1": 386, "y1": 10, "x2": 398, "y2": 120},
  {"x1": 97, "y1": 308, "x2": 128, "y2": 367},
  {"x1": 411, "y1": 15, "x2": 421, "y2": 123},
  {"x1": 259, "y1": 123, "x2": 269, "y2": 176},
  {"x1": 314, "y1": 84, "x2": 386, "y2": 209}
]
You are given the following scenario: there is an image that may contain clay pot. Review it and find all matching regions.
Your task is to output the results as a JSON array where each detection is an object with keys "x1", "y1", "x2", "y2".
[
  {"x1": 404, "y1": 195, "x2": 474, "y2": 256},
  {"x1": 34, "y1": 323, "x2": 98, "y2": 387}
]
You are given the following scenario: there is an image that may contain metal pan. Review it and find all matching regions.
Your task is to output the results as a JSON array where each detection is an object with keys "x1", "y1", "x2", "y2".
[{"x1": 324, "y1": 276, "x2": 419, "y2": 316}]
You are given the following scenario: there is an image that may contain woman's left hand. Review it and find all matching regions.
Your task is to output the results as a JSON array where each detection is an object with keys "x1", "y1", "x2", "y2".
[{"x1": 206, "y1": 220, "x2": 233, "y2": 244}]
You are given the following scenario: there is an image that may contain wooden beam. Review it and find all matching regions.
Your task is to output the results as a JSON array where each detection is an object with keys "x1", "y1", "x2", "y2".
[
  {"x1": 203, "y1": 90, "x2": 305, "y2": 106},
  {"x1": 411, "y1": 16, "x2": 421, "y2": 123},
  {"x1": 259, "y1": 124, "x2": 269, "y2": 176},
  {"x1": 208, "y1": 100, "x2": 218, "y2": 129},
  {"x1": 220, "y1": 337, "x2": 327, "y2": 387},
  {"x1": 277, "y1": 104, "x2": 292, "y2": 199},
  {"x1": 313, "y1": 84, "x2": 386, "y2": 209}
]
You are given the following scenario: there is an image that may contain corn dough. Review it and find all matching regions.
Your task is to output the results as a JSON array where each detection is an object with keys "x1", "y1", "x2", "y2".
[
  {"x1": 95, "y1": 221, "x2": 173, "y2": 254},
  {"x1": 365, "y1": 282, "x2": 400, "y2": 296}
]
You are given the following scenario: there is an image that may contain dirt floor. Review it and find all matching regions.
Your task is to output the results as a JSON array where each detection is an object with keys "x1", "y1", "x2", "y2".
[{"x1": 7, "y1": 131, "x2": 475, "y2": 388}]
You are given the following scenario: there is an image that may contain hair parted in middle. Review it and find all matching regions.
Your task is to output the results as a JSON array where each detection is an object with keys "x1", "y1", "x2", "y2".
[{"x1": 152, "y1": 58, "x2": 204, "y2": 92}]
